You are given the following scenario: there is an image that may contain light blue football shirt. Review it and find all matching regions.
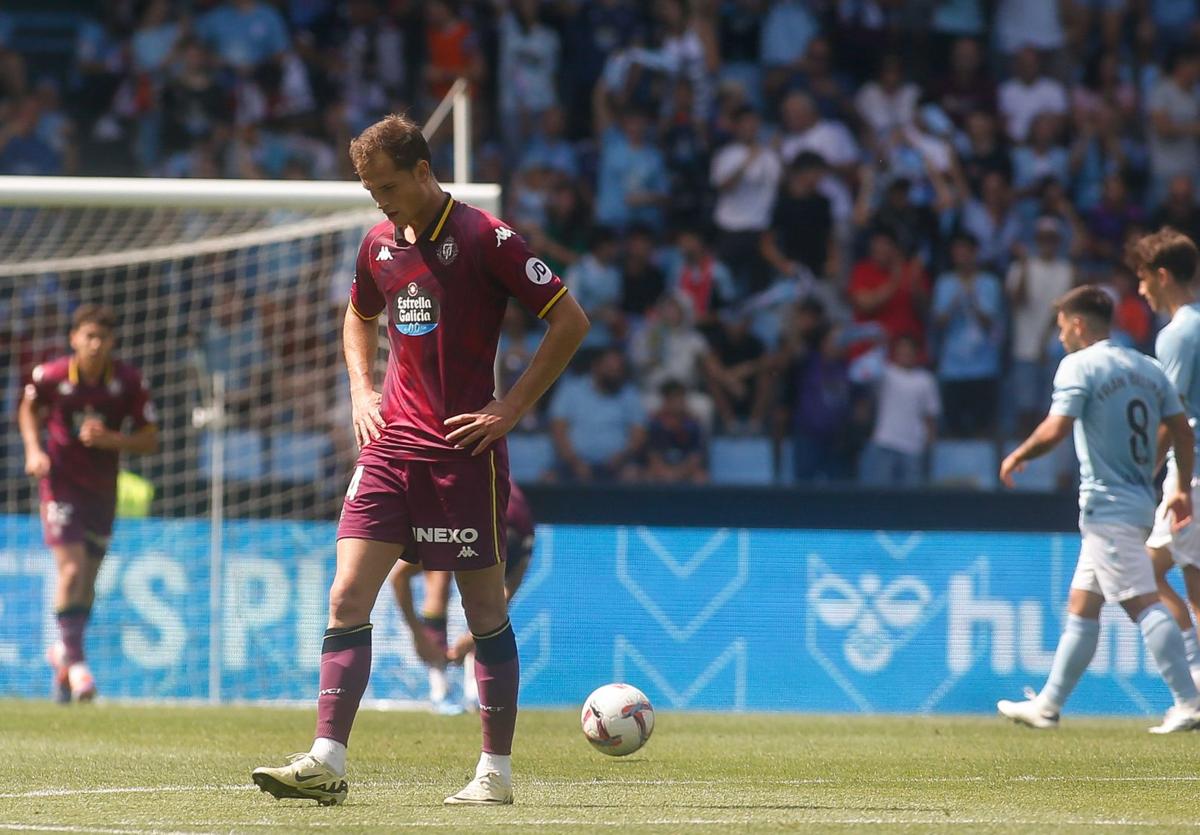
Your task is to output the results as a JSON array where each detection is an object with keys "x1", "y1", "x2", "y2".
[
  {"x1": 1155, "y1": 302, "x2": 1200, "y2": 468},
  {"x1": 1050, "y1": 339, "x2": 1184, "y2": 527}
]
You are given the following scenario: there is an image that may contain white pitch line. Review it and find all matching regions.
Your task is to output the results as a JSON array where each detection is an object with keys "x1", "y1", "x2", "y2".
[
  {"x1": 4, "y1": 774, "x2": 1200, "y2": 800},
  {"x1": 77, "y1": 818, "x2": 1190, "y2": 829},
  {"x1": 0, "y1": 825, "x2": 216, "y2": 835},
  {"x1": 0, "y1": 785, "x2": 249, "y2": 799}
]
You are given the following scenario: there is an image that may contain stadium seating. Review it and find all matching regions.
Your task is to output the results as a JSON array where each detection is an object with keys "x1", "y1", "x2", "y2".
[
  {"x1": 268, "y1": 432, "x2": 333, "y2": 483},
  {"x1": 929, "y1": 440, "x2": 999, "y2": 490},
  {"x1": 508, "y1": 433, "x2": 554, "y2": 483},
  {"x1": 198, "y1": 430, "x2": 266, "y2": 482},
  {"x1": 710, "y1": 436, "x2": 775, "y2": 486}
]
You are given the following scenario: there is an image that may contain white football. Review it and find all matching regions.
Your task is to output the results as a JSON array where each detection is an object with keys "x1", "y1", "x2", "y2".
[{"x1": 580, "y1": 683, "x2": 655, "y2": 756}]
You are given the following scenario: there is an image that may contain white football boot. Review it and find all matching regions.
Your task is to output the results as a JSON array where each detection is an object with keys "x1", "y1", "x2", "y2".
[
  {"x1": 67, "y1": 662, "x2": 96, "y2": 703},
  {"x1": 997, "y1": 688, "x2": 1060, "y2": 729},
  {"x1": 251, "y1": 753, "x2": 348, "y2": 806},
  {"x1": 444, "y1": 771, "x2": 513, "y2": 806},
  {"x1": 1149, "y1": 703, "x2": 1200, "y2": 734}
]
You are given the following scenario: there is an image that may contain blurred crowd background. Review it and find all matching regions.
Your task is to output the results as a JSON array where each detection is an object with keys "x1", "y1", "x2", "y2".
[{"x1": 3, "y1": 0, "x2": 1200, "y2": 495}]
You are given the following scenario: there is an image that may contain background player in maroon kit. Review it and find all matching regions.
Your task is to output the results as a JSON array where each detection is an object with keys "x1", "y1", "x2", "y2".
[
  {"x1": 252, "y1": 114, "x2": 589, "y2": 807},
  {"x1": 16, "y1": 304, "x2": 159, "y2": 703},
  {"x1": 391, "y1": 478, "x2": 537, "y2": 714}
]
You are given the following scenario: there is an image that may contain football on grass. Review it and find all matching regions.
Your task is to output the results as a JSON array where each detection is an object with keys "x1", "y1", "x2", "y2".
[{"x1": 580, "y1": 683, "x2": 655, "y2": 756}]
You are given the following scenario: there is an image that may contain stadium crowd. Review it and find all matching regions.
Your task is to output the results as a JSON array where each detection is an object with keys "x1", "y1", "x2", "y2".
[{"x1": 4, "y1": 0, "x2": 1200, "y2": 490}]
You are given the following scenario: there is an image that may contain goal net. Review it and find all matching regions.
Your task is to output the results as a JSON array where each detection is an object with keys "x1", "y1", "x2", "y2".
[{"x1": 0, "y1": 175, "x2": 500, "y2": 703}]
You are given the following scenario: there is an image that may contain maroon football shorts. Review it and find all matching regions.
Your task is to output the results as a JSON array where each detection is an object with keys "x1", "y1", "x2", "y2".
[
  {"x1": 39, "y1": 478, "x2": 115, "y2": 558},
  {"x1": 337, "y1": 448, "x2": 510, "y2": 572}
]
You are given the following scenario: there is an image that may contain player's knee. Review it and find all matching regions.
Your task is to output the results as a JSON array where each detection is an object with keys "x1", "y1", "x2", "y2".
[
  {"x1": 459, "y1": 594, "x2": 508, "y2": 636},
  {"x1": 328, "y1": 581, "x2": 371, "y2": 625}
]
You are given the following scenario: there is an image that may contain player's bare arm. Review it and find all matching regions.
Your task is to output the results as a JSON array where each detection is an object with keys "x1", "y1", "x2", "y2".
[
  {"x1": 78, "y1": 420, "x2": 158, "y2": 454},
  {"x1": 1000, "y1": 414, "x2": 1074, "y2": 487},
  {"x1": 16, "y1": 395, "x2": 50, "y2": 478},
  {"x1": 445, "y1": 293, "x2": 589, "y2": 455},
  {"x1": 1164, "y1": 411, "x2": 1196, "y2": 531},
  {"x1": 343, "y1": 305, "x2": 387, "y2": 449}
]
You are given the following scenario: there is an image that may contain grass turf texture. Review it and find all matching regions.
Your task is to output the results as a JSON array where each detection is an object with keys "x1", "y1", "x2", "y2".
[{"x1": 1, "y1": 701, "x2": 1197, "y2": 833}]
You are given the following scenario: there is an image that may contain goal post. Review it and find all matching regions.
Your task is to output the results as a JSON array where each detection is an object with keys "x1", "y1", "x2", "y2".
[{"x1": 0, "y1": 174, "x2": 499, "y2": 704}]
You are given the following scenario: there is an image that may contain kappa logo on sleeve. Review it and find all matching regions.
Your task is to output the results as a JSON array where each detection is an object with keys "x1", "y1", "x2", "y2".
[{"x1": 495, "y1": 227, "x2": 514, "y2": 247}]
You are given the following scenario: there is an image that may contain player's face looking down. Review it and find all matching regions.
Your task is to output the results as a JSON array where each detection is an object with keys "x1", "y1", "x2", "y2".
[
  {"x1": 69, "y1": 323, "x2": 114, "y2": 371},
  {"x1": 357, "y1": 149, "x2": 434, "y2": 229},
  {"x1": 1136, "y1": 266, "x2": 1168, "y2": 313}
]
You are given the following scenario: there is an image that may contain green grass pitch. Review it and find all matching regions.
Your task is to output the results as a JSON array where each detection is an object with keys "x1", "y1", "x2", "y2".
[{"x1": 1, "y1": 700, "x2": 1198, "y2": 833}]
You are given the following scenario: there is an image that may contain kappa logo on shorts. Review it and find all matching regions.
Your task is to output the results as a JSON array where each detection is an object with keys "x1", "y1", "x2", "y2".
[
  {"x1": 413, "y1": 527, "x2": 479, "y2": 544},
  {"x1": 457, "y1": 546, "x2": 479, "y2": 559}
]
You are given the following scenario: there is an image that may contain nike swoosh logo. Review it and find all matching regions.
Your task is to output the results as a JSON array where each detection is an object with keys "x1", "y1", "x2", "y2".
[{"x1": 294, "y1": 771, "x2": 328, "y2": 783}]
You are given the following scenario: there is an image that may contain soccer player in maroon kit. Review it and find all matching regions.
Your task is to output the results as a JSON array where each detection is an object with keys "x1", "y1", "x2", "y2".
[
  {"x1": 17, "y1": 304, "x2": 159, "y2": 703},
  {"x1": 252, "y1": 114, "x2": 588, "y2": 806},
  {"x1": 391, "y1": 478, "x2": 537, "y2": 714}
]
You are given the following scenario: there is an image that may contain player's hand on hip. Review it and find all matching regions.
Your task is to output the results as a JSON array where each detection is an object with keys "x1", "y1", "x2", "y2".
[
  {"x1": 24, "y1": 448, "x2": 50, "y2": 478},
  {"x1": 999, "y1": 453, "x2": 1025, "y2": 488},
  {"x1": 444, "y1": 400, "x2": 518, "y2": 455},
  {"x1": 1167, "y1": 489, "x2": 1194, "y2": 532},
  {"x1": 351, "y1": 388, "x2": 386, "y2": 448}
]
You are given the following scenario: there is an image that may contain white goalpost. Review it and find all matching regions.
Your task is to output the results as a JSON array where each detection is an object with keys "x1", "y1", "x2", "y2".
[{"x1": 0, "y1": 80, "x2": 501, "y2": 704}]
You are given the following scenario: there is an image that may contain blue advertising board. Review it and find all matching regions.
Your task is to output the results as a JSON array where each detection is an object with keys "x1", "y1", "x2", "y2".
[{"x1": 0, "y1": 516, "x2": 1180, "y2": 715}]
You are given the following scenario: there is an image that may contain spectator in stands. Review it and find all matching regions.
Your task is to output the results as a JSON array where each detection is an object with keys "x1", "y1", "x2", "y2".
[
  {"x1": 1152, "y1": 174, "x2": 1200, "y2": 243},
  {"x1": 762, "y1": 152, "x2": 836, "y2": 282},
  {"x1": 645, "y1": 379, "x2": 708, "y2": 485},
  {"x1": 760, "y1": 0, "x2": 821, "y2": 99},
  {"x1": 340, "y1": 0, "x2": 408, "y2": 132},
  {"x1": 957, "y1": 109, "x2": 1012, "y2": 198},
  {"x1": 131, "y1": 0, "x2": 183, "y2": 77},
  {"x1": 0, "y1": 96, "x2": 61, "y2": 175},
  {"x1": 932, "y1": 37, "x2": 996, "y2": 128},
  {"x1": 197, "y1": 0, "x2": 290, "y2": 71},
  {"x1": 854, "y1": 169, "x2": 940, "y2": 267},
  {"x1": 847, "y1": 226, "x2": 930, "y2": 355},
  {"x1": 931, "y1": 232, "x2": 1004, "y2": 439},
  {"x1": 595, "y1": 105, "x2": 670, "y2": 231},
  {"x1": 710, "y1": 104, "x2": 780, "y2": 293},
  {"x1": 1006, "y1": 217, "x2": 1075, "y2": 433},
  {"x1": 998, "y1": 46, "x2": 1068, "y2": 143},
  {"x1": 422, "y1": 0, "x2": 485, "y2": 107},
  {"x1": 0, "y1": 11, "x2": 25, "y2": 105},
  {"x1": 528, "y1": 179, "x2": 588, "y2": 276},
  {"x1": 620, "y1": 225, "x2": 667, "y2": 320},
  {"x1": 668, "y1": 227, "x2": 737, "y2": 336},
  {"x1": 954, "y1": 170, "x2": 1023, "y2": 274},
  {"x1": 159, "y1": 40, "x2": 227, "y2": 160},
  {"x1": 777, "y1": 89, "x2": 859, "y2": 175},
  {"x1": 565, "y1": 227, "x2": 624, "y2": 348},
  {"x1": 660, "y1": 79, "x2": 711, "y2": 230},
  {"x1": 1107, "y1": 263, "x2": 1154, "y2": 351},
  {"x1": 704, "y1": 309, "x2": 772, "y2": 435},
  {"x1": 855, "y1": 53, "x2": 920, "y2": 145},
  {"x1": 859, "y1": 335, "x2": 941, "y2": 487},
  {"x1": 519, "y1": 106, "x2": 579, "y2": 180},
  {"x1": 630, "y1": 293, "x2": 710, "y2": 397},
  {"x1": 778, "y1": 318, "x2": 853, "y2": 483},
  {"x1": 1012, "y1": 113, "x2": 1070, "y2": 197},
  {"x1": 1084, "y1": 173, "x2": 1144, "y2": 267},
  {"x1": 549, "y1": 347, "x2": 646, "y2": 483},
  {"x1": 1068, "y1": 103, "x2": 1142, "y2": 213},
  {"x1": 993, "y1": 0, "x2": 1066, "y2": 61},
  {"x1": 1147, "y1": 47, "x2": 1200, "y2": 201},
  {"x1": 497, "y1": 0, "x2": 560, "y2": 157}
]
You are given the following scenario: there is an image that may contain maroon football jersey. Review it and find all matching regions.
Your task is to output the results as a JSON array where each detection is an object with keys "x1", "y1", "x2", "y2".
[
  {"x1": 24, "y1": 357, "x2": 157, "y2": 497},
  {"x1": 348, "y1": 195, "x2": 568, "y2": 463}
]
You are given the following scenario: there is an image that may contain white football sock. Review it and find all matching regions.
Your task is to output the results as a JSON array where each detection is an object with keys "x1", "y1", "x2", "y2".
[
  {"x1": 476, "y1": 751, "x2": 511, "y2": 783},
  {"x1": 310, "y1": 737, "x2": 346, "y2": 776},
  {"x1": 429, "y1": 667, "x2": 449, "y2": 702}
]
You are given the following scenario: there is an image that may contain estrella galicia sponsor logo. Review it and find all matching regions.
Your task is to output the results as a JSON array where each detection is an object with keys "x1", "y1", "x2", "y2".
[
  {"x1": 394, "y1": 281, "x2": 440, "y2": 336},
  {"x1": 412, "y1": 526, "x2": 478, "y2": 544}
]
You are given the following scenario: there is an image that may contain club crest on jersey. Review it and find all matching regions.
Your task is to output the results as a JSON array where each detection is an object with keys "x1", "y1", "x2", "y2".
[
  {"x1": 376, "y1": 245, "x2": 393, "y2": 261},
  {"x1": 495, "y1": 226, "x2": 514, "y2": 247},
  {"x1": 108, "y1": 379, "x2": 123, "y2": 396},
  {"x1": 437, "y1": 235, "x2": 458, "y2": 265},
  {"x1": 395, "y1": 282, "x2": 440, "y2": 337},
  {"x1": 58, "y1": 381, "x2": 74, "y2": 395}
]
